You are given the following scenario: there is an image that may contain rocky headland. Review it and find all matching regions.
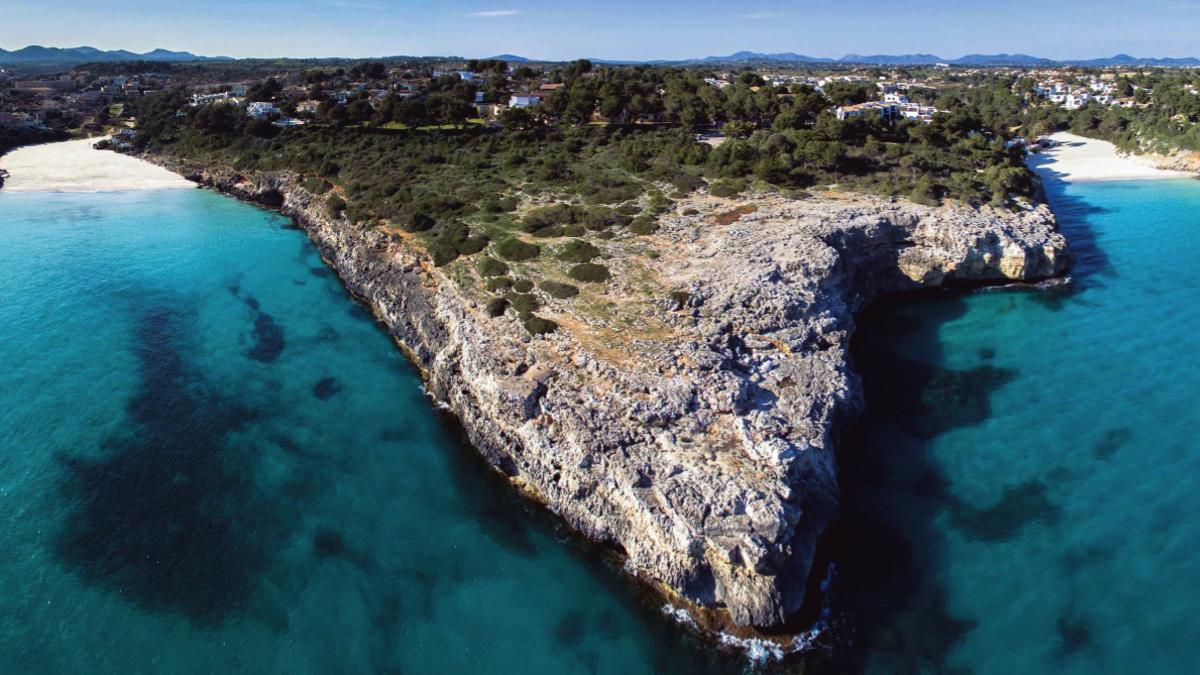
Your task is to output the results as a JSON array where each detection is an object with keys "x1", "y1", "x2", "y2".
[{"x1": 139, "y1": 152, "x2": 1069, "y2": 647}]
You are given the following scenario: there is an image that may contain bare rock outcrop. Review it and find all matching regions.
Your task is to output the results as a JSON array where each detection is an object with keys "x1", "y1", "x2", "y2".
[{"x1": 152, "y1": 159, "x2": 1069, "y2": 636}]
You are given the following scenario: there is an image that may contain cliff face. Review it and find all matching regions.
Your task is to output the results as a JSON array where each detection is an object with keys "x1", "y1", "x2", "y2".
[{"x1": 152, "y1": 158, "x2": 1069, "y2": 636}]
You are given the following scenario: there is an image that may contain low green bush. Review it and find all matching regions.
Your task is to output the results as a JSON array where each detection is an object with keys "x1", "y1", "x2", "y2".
[
  {"x1": 557, "y1": 239, "x2": 601, "y2": 263},
  {"x1": 513, "y1": 279, "x2": 534, "y2": 293},
  {"x1": 540, "y1": 281, "x2": 580, "y2": 299},
  {"x1": 403, "y1": 212, "x2": 436, "y2": 232},
  {"x1": 629, "y1": 216, "x2": 659, "y2": 235},
  {"x1": 455, "y1": 235, "x2": 489, "y2": 255},
  {"x1": 568, "y1": 263, "x2": 611, "y2": 283},
  {"x1": 523, "y1": 314, "x2": 558, "y2": 335},
  {"x1": 326, "y1": 194, "x2": 347, "y2": 217},
  {"x1": 709, "y1": 180, "x2": 744, "y2": 198},
  {"x1": 521, "y1": 203, "x2": 579, "y2": 233},
  {"x1": 485, "y1": 276, "x2": 514, "y2": 292},
  {"x1": 428, "y1": 242, "x2": 458, "y2": 267},
  {"x1": 302, "y1": 177, "x2": 332, "y2": 194},
  {"x1": 507, "y1": 292, "x2": 540, "y2": 314},
  {"x1": 531, "y1": 226, "x2": 566, "y2": 238},
  {"x1": 477, "y1": 256, "x2": 509, "y2": 277},
  {"x1": 494, "y1": 238, "x2": 541, "y2": 261},
  {"x1": 485, "y1": 297, "x2": 509, "y2": 316}
]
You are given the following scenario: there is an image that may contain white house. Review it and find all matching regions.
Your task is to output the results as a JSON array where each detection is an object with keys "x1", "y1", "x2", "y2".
[
  {"x1": 508, "y1": 94, "x2": 541, "y2": 108},
  {"x1": 247, "y1": 102, "x2": 279, "y2": 119},
  {"x1": 836, "y1": 101, "x2": 899, "y2": 121}
]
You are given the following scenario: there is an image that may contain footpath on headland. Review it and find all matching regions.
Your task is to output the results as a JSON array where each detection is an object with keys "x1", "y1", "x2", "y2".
[
  {"x1": 0, "y1": 137, "x2": 194, "y2": 192},
  {"x1": 1025, "y1": 132, "x2": 1193, "y2": 183}
]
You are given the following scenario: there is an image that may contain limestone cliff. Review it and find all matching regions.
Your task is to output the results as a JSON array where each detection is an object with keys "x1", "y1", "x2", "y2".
[{"x1": 145, "y1": 157, "x2": 1069, "y2": 641}]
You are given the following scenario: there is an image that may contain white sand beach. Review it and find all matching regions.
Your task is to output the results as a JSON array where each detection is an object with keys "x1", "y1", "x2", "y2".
[
  {"x1": 1025, "y1": 132, "x2": 1192, "y2": 183},
  {"x1": 0, "y1": 137, "x2": 194, "y2": 192}
]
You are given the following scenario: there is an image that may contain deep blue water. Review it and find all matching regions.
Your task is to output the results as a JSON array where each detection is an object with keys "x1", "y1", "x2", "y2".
[
  {"x1": 824, "y1": 177, "x2": 1200, "y2": 674},
  {"x1": 0, "y1": 188, "x2": 743, "y2": 674},
  {"x1": 2, "y1": 176, "x2": 1197, "y2": 674}
]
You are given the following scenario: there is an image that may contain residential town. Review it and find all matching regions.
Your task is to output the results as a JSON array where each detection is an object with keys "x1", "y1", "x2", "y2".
[{"x1": 3, "y1": 57, "x2": 1198, "y2": 147}]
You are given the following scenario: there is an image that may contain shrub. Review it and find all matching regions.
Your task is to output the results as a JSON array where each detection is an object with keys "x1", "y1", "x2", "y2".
[
  {"x1": 563, "y1": 223, "x2": 586, "y2": 237},
  {"x1": 521, "y1": 203, "x2": 578, "y2": 233},
  {"x1": 629, "y1": 216, "x2": 659, "y2": 235},
  {"x1": 302, "y1": 177, "x2": 332, "y2": 194},
  {"x1": 523, "y1": 314, "x2": 558, "y2": 335},
  {"x1": 485, "y1": 297, "x2": 509, "y2": 317},
  {"x1": 477, "y1": 256, "x2": 509, "y2": 277},
  {"x1": 568, "y1": 263, "x2": 611, "y2": 283},
  {"x1": 507, "y1": 292, "x2": 540, "y2": 314},
  {"x1": 540, "y1": 281, "x2": 580, "y2": 299},
  {"x1": 495, "y1": 238, "x2": 541, "y2": 261},
  {"x1": 483, "y1": 195, "x2": 521, "y2": 214},
  {"x1": 909, "y1": 177, "x2": 941, "y2": 207},
  {"x1": 404, "y1": 212, "x2": 436, "y2": 232},
  {"x1": 530, "y1": 226, "x2": 565, "y2": 239},
  {"x1": 485, "y1": 276, "x2": 514, "y2": 292},
  {"x1": 668, "y1": 290, "x2": 690, "y2": 309},
  {"x1": 557, "y1": 239, "x2": 601, "y2": 263},
  {"x1": 428, "y1": 242, "x2": 459, "y2": 267},
  {"x1": 709, "y1": 180, "x2": 744, "y2": 198},
  {"x1": 326, "y1": 194, "x2": 347, "y2": 217},
  {"x1": 669, "y1": 172, "x2": 706, "y2": 193},
  {"x1": 682, "y1": 207, "x2": 699, "y2": 216},
  {"x1": 513, "y1": 279, "x2": 534, "y2": 293},
  {"x1": 646, "y1": 191, "x2": 672, "y2": 215},
  {"x1": 455, "y1": 235, "x2": 489, "y2": 255}
]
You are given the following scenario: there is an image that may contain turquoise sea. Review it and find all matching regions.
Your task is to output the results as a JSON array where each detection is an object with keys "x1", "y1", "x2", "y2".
[
  {"x1": 823, "y1": 177, "x2": 1200, "y2": 674},
  {"x1": 1, "y1": 175, "x2": 1197, "y2": 674}
]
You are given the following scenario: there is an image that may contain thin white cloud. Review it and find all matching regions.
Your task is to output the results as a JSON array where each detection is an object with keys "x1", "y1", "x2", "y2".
[
  {"x1": 738, "y1": 11, "x2": 785, "y2": 19},
  {"x1": 470, "y1": 9, "x2": 520, "y2": 17}
]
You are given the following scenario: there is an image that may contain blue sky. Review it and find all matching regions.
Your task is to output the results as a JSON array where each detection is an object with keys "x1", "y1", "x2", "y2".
[{"x1": 3, "y1": 0, "x2": 1199, "y2": 61}]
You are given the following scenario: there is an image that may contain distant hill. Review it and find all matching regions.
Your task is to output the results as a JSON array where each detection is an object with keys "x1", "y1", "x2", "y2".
[
  {"x1": 1064, "y1": 53, "x2": 1200, "y2": 67},
  {"x1": 0, "y1": 44, "x2": 230, "y2": 66},
  {"x1": 497, "y1": 51, "x2": 1200, "y2": 67},
  {"x1": 839, "y1": 53, "x2": 942, "y2": 65},
  {"x1": 699, "y1": 51, "x2": 835, "y2": 63},
  {"x1": 4, "y1": 44, "x2": 1199, "y2": 69},
  {"x1": 950, "y1": 53, "x2": 1056, "y2": 66}
]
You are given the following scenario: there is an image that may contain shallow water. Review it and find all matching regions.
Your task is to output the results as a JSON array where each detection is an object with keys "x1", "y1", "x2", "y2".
[
  {"x1": 0, "y1": 189, "x2": 745, "y2": 674},
  {"x1": 822, "y1": 178, "x2": 1200, "y2": 674}
]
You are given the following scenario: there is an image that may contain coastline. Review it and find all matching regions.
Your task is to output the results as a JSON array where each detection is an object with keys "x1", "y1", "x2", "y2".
[
  {"x1": 1026, "y1": 132, "x2": 1194, "y2": 183},
  {"x1": 141, "y1": 153, "x2": 1067, "y2": 642},
  {"x1": 0, "y1": 138, "x2": 194, "y2": 192},
  {"x1": 3, "y1": 138, "x2": 1071, "y2": 655}
]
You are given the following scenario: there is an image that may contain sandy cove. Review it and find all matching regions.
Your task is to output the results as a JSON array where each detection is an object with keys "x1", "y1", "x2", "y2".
[
  {"x1": 1026, "y1": 132, "x2": 1194, "y2": 183},
  {"x1": 0, "y1": 137, "x2": 194, "y2": 192}
]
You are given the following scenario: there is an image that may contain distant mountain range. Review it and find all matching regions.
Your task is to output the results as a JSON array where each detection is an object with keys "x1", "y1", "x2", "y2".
[
  {"x1": 0, "y1": 45, "x2": 230, "y2": 66},
  {"x1": 662, "y1": 51, "x2": 1200, "y2": 67},
  {"x1": 3, "y1": 44, "x2": 1199, "y2": 69}
]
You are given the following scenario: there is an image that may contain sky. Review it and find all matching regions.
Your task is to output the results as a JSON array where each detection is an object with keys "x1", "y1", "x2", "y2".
[{"x1": 2, "y1": 0, "x2": 1200, "y2": 62}]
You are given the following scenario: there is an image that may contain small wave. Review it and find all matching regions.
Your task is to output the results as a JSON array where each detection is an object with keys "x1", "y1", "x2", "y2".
[
  {"x1": 660, "y1": 604, "x2": 699, "y2": 630},
  {"x1": 419, "y1": 384, "x2": 454, "y2": 411}
]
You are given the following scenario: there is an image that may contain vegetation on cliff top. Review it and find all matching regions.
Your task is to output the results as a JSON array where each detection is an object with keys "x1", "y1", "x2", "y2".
[{"x1": 124, "y1": 64, "x2": 1044, "y2": 334}]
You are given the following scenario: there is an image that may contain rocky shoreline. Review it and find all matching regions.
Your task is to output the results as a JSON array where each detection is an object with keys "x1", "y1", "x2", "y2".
[{"x1": 137, "y1": 152, "x2": 1070, "y2": 648}]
